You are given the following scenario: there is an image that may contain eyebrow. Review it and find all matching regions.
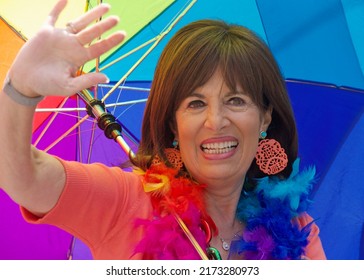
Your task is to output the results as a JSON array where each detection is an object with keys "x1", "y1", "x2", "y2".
[
  {"x1": 188, "y1": 91, "x2": 247, "y2": 98},
  {"x1": 227, "y1": 91, "x2": 247, "y2": 96},
  {"x1": 188, "y1": 92, "x2": 205, "y2": 98}
]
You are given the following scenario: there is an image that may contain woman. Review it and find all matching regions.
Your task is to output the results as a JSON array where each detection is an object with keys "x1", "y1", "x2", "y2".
[{"x1": 0, "y1": 1, "x2": 325, "y2": 260}]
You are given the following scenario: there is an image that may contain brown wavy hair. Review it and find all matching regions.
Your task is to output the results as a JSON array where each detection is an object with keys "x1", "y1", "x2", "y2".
[{"x1": 131, "y1": 19, "x2": 298, "y2": 181}]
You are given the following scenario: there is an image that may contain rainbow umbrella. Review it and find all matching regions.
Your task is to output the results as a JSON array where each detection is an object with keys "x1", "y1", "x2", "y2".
[{"x1": 0, "y1": 0, "x2": 363, "y2": 260}]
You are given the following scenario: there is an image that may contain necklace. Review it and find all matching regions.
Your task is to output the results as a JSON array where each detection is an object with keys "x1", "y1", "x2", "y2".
[
  {"x1": 218, "y1": 226, "x2": 242, "y2": 251},
  {"x1": 219, "y1": 232, "x2": 241, "y2": 251},
  {"x1": 219, "y1": 237, "x2": 231, "y2": 251}
]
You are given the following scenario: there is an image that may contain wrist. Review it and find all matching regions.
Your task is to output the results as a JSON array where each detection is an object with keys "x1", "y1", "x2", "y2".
[{"x1": 2, "y1": 74, "x2": 44, "y2": 106}]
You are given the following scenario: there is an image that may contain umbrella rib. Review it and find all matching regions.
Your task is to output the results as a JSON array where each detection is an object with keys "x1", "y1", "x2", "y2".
[
  {"x1": 35, "y1": 98, "x2": 148, "y2": 113},
  {"x1": 76, "y1": 97, "x2": 84, "y2": 164},
  {"x1": 101, "y1": 42, "x2": 156, "y2": 102},
  {"x1": 98, "y1": 37, "x2": 158, "y2": 72},
  {"x1": 33, "y1": 97, "x2": 70, "y2": 147},
  {"x1": 97, "y1": 0, "x2": 198, "y2": 73},
  {"x1": 35, "y1": 107, "x2": 86, "y2": 113},
  {"x1": 100, "y1": 84, "x2": 150, "y2": 92},
  {"x1": 101, "y1": 0, "x2": 198, "y2": 103},
  {"x1": 86, "y1": 121, "x2": 98, "y2": 163},
  {"x1": 107, "y1": 99, "x2": 148, "y2": 107},
  {"x1": 0, "y1": 16, "x2": 28, "y2": 41},
  {"x1": 43, "y1": 114, "x2": 90, "y2": 153}
]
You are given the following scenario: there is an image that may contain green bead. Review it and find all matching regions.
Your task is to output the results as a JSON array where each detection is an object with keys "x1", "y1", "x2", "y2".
[{"x1": 207, "y1": 247, "x2": 222, "y2": 260}]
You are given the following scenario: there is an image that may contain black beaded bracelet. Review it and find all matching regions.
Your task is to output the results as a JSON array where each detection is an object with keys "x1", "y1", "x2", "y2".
[{"x1": 2, "y1": 75, "x2": 44, "y2": 106}]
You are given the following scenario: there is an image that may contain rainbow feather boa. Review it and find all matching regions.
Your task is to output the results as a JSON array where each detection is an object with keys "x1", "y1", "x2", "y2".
[{"x1": 133, "y1": 159, "x2": 316, "y2": 260}]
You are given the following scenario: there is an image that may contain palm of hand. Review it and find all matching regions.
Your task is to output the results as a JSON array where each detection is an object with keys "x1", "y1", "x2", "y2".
[{"x1": 8, "y1": 1, "x2": 124, "y2": 98}]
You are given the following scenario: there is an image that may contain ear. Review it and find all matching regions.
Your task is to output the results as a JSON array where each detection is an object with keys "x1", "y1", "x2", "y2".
[
  {"x1": 169, "y1": 120, "x2": 178, "y2": 141},
  {"x1": 261, "y1": 105, "x2": 273, "y2": 132}
]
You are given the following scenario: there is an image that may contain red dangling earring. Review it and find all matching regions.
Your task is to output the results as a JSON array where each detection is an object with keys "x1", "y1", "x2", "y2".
[
  {"x1": 152, "y1": 140, "x2": 183, "y2": 171},
  {"x1": 255, "y1": 131, "x2": 288, "y2": 175},
  {"x1": 165, "y1": 140, "x2": 183, "y2": 170}
]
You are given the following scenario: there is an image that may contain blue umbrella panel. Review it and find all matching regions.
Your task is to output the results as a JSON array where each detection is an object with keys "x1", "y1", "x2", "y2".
[{"x1": 287, "y1": 80, "x2": 364, "y2": 260}]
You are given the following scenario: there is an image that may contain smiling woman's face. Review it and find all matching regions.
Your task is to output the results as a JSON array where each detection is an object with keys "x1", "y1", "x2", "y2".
[{"x1": 175, "y1": 69, "x2": 272, "y2": 187}]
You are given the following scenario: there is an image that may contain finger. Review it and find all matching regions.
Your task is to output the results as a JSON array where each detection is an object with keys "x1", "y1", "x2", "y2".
[
  {"x1": 71, "y1": 72, "x2": 110, "y2": 93},
  {"x1": 46, "y1": 0, "x2": 68, "y2": 26},
  {"x1": 77, "y1": 16, "x2": 120, "y2": 45},
  {"x1": 66, "y1": 3, "x2": 111, "y2": 34},
  {"x1": 86, "y1": 32, "x2": 126, "y2": 60}
]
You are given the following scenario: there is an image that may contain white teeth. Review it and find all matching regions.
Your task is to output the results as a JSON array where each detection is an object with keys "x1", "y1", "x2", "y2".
[{"x1": 201, "y1": 141, "x2": 238, "y2": 154}]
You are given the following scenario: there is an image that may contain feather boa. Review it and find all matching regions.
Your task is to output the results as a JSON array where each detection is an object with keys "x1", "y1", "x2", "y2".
[
  {"x1": 133, "y1": 164, "x2": 211, "y2": 259},
  {"x1": 134, "y1": 158, "x2": 316, "y2": 260}
]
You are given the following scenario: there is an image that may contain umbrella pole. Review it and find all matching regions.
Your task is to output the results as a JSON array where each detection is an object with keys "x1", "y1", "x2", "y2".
[
  {"x1": 115, "y1": 135, "x2": 135, "y2": 158},
  {"x1": 78, "y1": 89, "x2": 135, "y2": 158}
]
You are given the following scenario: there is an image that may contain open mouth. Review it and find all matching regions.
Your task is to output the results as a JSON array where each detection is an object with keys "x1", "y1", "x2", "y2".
[{"x1": 201, "y1": 141, "x2": 238, "y2": 154}]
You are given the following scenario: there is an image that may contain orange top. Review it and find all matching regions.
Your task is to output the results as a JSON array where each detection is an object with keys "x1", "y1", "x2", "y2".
[{"x1": 22, "y1": 158, "x2": 326, "y2": 260}]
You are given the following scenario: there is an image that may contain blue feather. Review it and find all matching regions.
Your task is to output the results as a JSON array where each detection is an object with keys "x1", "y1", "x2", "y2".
[{"x1": 234, "y1": 158, "x2": 316, "y2": 259}]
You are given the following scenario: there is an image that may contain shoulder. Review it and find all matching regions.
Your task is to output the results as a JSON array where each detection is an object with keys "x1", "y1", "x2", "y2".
[
  {"x1": 295, "y1": 212, "x2": 327, "y2": 260},
  {"x1": 295, "y1": 212, "x2": 314, "y2": 227},
  {"x1": 294, "y1": 212, "x2": 320, "y2": 237},
  {"x1": 59, "y1": 158, "x2": 142, "y2": 189}
]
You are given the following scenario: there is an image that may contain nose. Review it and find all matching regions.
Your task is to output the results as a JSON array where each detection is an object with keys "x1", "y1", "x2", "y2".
[{"x1": 204, "y1": 104, "x2": 230, "y2": 131}]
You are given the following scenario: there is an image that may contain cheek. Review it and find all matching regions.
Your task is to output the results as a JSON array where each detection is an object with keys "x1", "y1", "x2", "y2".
[
  {"x1": 175, "y1": 114, "x2": 202, "y2": 163},
  {"x1": 236, "y1": 115, "x2": 263, "y2": 150},
  {"x1": 175, "y1": 112, "x2": 200, "y2": 141},
  {"x1": 246, "y1": 110, "x2": 266, "y2": 134}
]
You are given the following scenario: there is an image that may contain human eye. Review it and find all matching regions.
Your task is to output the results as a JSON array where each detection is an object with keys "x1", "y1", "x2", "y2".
[
  {"x1": 227, "y1": 96, "x2": 246, "y2": 105},
  {"x1": 225, "y1": 93, "x2": 253, "y2": 111},
  {"x1": 187, "y1": 99, "x2": 206, "y2": 109},
  {"x1": 184, "y1": 93, "x2": 206, "y2": 109},
  {"x1": 226, "y1": 96, "x2": 249, "y2": 106}
]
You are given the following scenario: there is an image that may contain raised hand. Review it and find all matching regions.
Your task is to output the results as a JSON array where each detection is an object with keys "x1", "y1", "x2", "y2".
[{"x1": 7, "y1": 0, "x2": 125, "y2": 98}]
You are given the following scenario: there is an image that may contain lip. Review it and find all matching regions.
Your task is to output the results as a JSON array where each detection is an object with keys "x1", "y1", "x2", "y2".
[{"x1": 200, "y1": 136, "x2": 239, "y2": 160}]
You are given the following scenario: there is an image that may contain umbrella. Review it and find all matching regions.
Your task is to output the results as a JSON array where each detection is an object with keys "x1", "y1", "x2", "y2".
[
  {"x1": 0, "y1": 0, "x2": 171, "y2": 259},
  {"x1": 0, "y1": 0, "x2": 363, "y2": 260}
]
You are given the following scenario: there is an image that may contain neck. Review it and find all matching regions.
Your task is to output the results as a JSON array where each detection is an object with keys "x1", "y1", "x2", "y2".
[
  {"x1": 203, "y1": 183, "x2": 244, "y2": 258},
  {"x1": 204, "y1": 180, "x2": 243, "y2": 224},
  {"x1": 202, "y1": 180, "x2": 245, "y2": 259}
]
